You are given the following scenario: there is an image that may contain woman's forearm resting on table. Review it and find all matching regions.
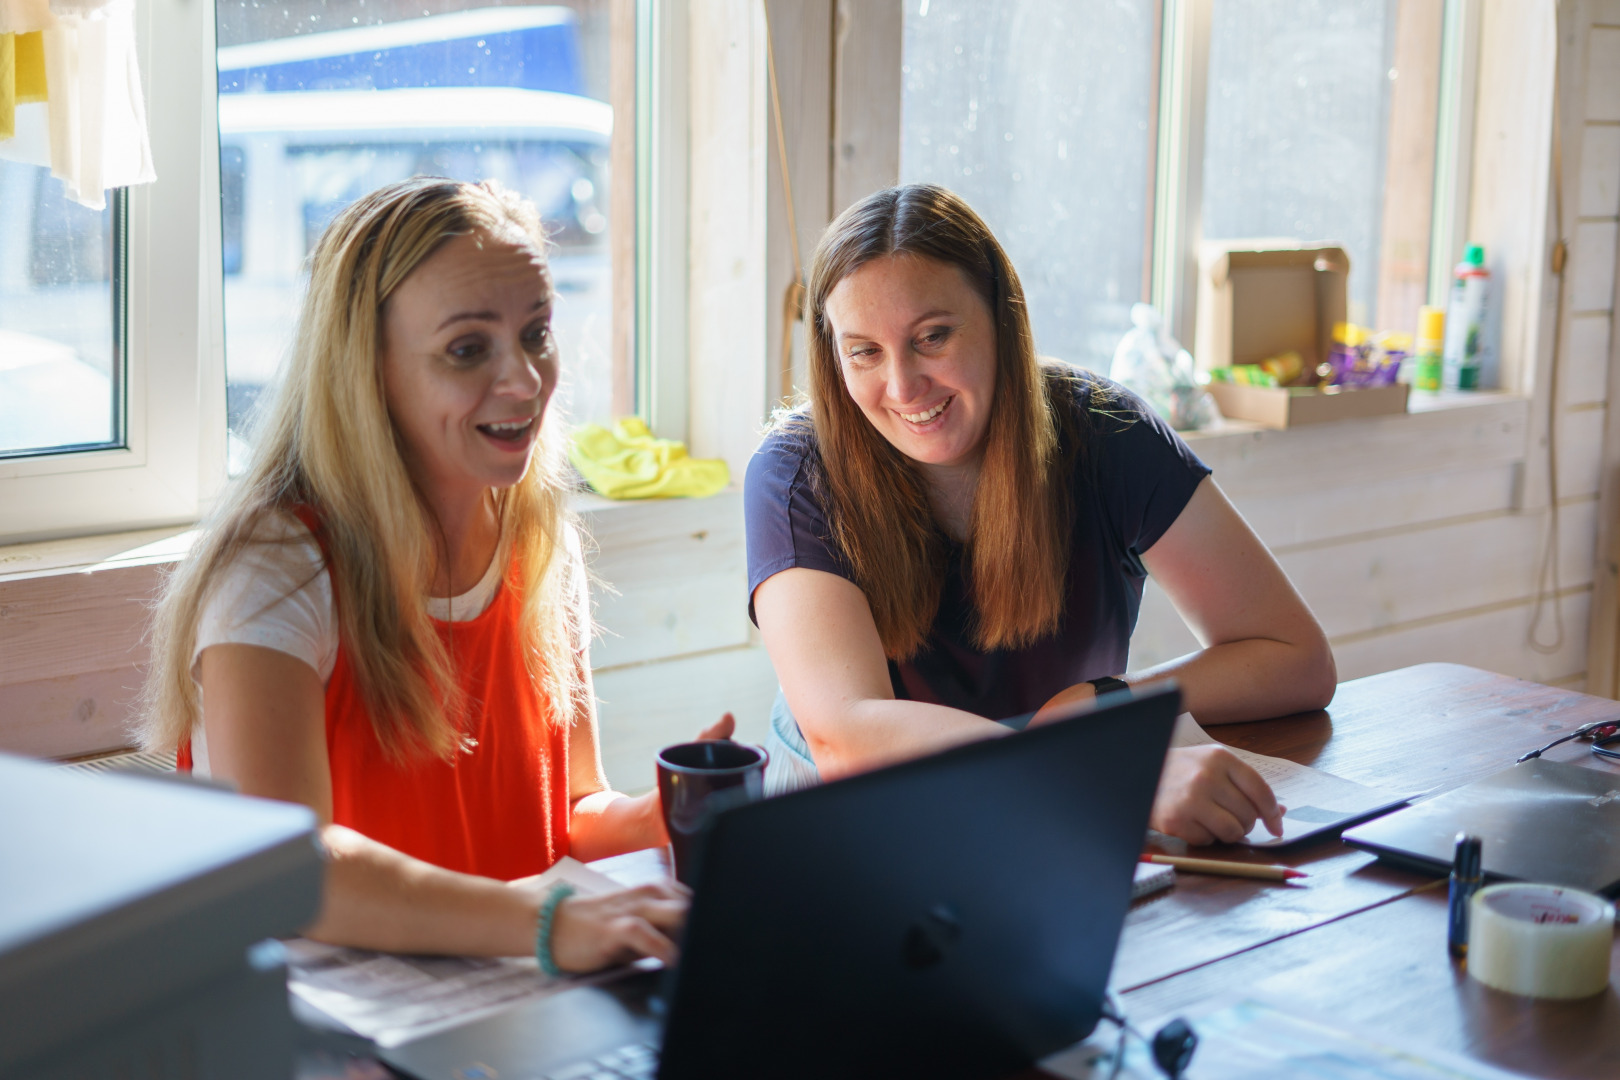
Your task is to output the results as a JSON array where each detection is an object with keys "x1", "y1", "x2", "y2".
[
  {"x1": 1127, "y1": 633, "x2": 1337, "y2": 726},
  {"x1": 308, "y1": 824, "x2": 690, "y2": 970},
  {"x1": 757, "y1": 567, "x2": 1011, "y2": 780},
  {"x1": 307, "y1": 824, "x2": 540, "y2": 956},
  {"x1": 799, "y1": 695, "x2": 1012, "y2": 781},
  {"x1": 567, "y1": 789, "x2": 667, "y2": 862}
]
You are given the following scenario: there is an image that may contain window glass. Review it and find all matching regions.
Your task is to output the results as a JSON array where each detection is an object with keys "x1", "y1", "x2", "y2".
[
  {"x1": 0, "y1": 163, "x2": 121, "y2": 457},
  {"x1": 1201, "y1": 0, "x2": 1414, "y2": 328},
  {"x1": 900, "y1": 0, "x2": 1156, "y2": 372},
  {"x1": 216, "y1": 0, "x2": 615, "y2": 464}
]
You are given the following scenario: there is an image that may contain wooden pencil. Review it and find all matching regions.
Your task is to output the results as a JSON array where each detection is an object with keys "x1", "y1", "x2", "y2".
[{"x1": 1142, "y1": 853, "x2": 1306, "y2": 881}]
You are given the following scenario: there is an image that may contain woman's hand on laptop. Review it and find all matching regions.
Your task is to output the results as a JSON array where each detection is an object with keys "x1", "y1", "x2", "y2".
[
  {"x1": 547, "y1": 881, "x2": 692, "y2": 973},
  {"x1": 1151, "y1": 746, "x2": 1285, "y2": 845}
]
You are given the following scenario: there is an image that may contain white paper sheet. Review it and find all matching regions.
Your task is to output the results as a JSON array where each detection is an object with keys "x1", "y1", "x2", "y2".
[
  {"x1": 1171, "y1": 714, "x2": 1413, "y2": 847},
  {"x1": 1042, "y1": 998, "x2": 1535, "y2": 1079},
  {"x1": 285, "y1": 857, "x2": 651, "y2": 1048}
]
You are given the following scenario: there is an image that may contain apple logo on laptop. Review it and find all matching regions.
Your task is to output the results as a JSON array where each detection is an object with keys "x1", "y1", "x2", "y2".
[{"x1": 902, "y1": 904, "x2": 962, "y2": 970}]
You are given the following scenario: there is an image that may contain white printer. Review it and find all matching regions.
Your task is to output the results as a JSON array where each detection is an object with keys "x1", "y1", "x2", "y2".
[{"x1": 0, "y1": 753, "x2": 322, "y2": 1079}]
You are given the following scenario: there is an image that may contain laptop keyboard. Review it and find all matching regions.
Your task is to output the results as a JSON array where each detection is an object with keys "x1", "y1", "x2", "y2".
[{"x1": 540, "y1": 1041, "x2": 659, "y2": 1079}]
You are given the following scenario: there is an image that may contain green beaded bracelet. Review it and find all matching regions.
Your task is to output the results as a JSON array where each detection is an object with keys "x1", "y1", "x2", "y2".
[{"x1": 535, "y1": 882, "x2": 577, "y2": 977}]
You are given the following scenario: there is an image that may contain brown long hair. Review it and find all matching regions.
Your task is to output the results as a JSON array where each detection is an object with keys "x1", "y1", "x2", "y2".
[
  {"x1": 799, "y1": 184, "x2": 1074, "y2": 660},
  {"x1": 140, "y1": 178, "x2": 585, "y2": 761}
]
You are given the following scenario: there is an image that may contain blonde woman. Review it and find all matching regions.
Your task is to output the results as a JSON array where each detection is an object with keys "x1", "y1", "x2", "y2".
[
  {"x1": 144, "y1": 178, "x2": 721, "y2": 970},
  {"x1": 746, "y1": 185, "x2": 1337, "y2": 845}
]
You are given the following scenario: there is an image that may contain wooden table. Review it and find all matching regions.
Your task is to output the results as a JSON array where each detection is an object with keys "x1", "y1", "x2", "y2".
[
  {"x1": 1082, "y1": 662, "x2": 1620, "y2": 1080},
  {"x1": 298, "y1": 663, "x2": 1620, "y2": 1079}
]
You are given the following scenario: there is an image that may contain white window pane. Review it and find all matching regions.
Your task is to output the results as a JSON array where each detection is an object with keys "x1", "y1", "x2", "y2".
[
  {"x1": 0, "y1": 163, "x2": 120, "y2": 456},
  {"x1": 216, "y1": 0, "x2": 615, "y2": 462},
  {"x1": 1201, "y1": 0, "x2": 1397, "y2": 324},
  {"x1": 901, "y1": 0, "x2": 1156, "y2": 372}
]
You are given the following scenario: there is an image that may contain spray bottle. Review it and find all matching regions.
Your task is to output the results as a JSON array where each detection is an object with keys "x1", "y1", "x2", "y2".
[
  {"x1": 1413, "y1": 305, "x2": 1445, "y2": 392},
  {"x1": 1442, "y1": 245, "x2": 1489, "y2": 390}
]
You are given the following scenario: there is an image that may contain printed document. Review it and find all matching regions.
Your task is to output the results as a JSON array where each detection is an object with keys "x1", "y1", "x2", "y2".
[
  {"x1": 1043, "y1": 998, "x2": 1534, "y2": 1079},
  {"x1": 1171, "y1": 715, "x2": 1413, "y2": 847},
  {"x1": 285, "y1": 857, "x2": 649, "y2": 1048}
]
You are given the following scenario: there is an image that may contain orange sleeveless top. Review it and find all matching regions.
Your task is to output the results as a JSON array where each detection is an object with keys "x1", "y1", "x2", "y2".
[{"x1": 182, "y1": 509, "x2": 571, "y2": 881}]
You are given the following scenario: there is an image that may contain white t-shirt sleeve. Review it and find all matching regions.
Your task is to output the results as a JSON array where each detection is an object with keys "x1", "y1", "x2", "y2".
[
  {"x1": 566, "y1": 523, "x2": 591, "y2": 655},
  {"x1": 194, "y1": 512, "x2": 339, "y2": 683}
]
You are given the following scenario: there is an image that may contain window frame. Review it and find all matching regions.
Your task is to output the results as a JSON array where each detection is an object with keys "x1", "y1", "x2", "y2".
[
  {"x1": 636, "y1": 0, "x2": 692, "y2": 444},
  {"x1": 884, "y1": 0, "x2": 1483, "y2": 366},
  {"x1": 0, "y1": 0, "x2": 1490, "y2": 547},
  {"x1": 1155, "y1": 0, "x2": 1483, "y2": 350},
  {"x1": 0, "y1": 0, "x2": 224, "y2": 546}
]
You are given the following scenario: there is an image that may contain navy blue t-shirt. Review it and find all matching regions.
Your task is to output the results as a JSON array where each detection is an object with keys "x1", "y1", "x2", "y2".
[{"x1": 743, "y1": 372, "x2": 1211, "y2": 720}]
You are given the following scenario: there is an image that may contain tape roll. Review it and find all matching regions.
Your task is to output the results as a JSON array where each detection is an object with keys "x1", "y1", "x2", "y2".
[{"x1": 1467, "y1": 883, "x2": 1616, "y2": 999}]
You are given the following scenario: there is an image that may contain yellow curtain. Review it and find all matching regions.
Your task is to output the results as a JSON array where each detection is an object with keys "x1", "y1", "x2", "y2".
[
  {"x1": 0, "y1": 30, "x2": 45, "y2": 141},
  {"x1": 16, "y1": 31, "x2": 45, "y2": 101}
]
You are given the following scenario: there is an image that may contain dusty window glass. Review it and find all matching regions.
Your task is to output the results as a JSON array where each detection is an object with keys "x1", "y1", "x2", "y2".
[
  {"x1": 1201, "y1": 0, "x2": 1402, "y2": 327},
  {"x1": 900, "y1": 0, "x2": 1157, "y2": 372},
  {"x1": 215, "y1": 0, "x2": 615, "y2": 465},
  {"x1": 0, "y1": 163, "x2": 122, "y2": 457}
]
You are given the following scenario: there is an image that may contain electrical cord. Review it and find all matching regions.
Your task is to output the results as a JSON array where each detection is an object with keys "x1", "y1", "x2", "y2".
[
  {"x1": 1516, "y1": 719, "x2": 1620, "y2": 763},
  {"x1": 1098, "y1": 993, "x2": 1198, "y2": 1079}
]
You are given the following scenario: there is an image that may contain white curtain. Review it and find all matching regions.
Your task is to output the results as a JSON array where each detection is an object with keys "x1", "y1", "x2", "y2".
[{"x1": 0, "y1": 0, "x2": 155, "y2": 211}]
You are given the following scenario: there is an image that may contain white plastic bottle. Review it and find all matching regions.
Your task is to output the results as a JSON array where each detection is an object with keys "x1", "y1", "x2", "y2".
[{"x1": 1442, "y1": 244, "x2": 1489, "y2": 390}]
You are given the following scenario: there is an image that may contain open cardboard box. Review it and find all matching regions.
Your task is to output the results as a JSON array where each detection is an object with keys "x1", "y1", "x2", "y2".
[{"x1": 1194, "y1": 241, "x2": 1409, "y2": 428}]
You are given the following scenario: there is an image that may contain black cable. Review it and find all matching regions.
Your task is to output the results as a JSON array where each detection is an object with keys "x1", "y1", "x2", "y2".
[
  {"x1": 1098, "y1": 994, "x2": 1197, "y2": 1079},
  {"x1": 1517, "y1": 719, "x2": 1620, "y2": 763},
  {"x1": 1591, "y1": 731, "x2": 1620, "y2": 762}
]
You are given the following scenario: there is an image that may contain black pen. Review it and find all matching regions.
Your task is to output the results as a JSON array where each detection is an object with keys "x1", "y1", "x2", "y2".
[{"x1": 1447, "y1": 833, "x2": 1483, "y2": 959}]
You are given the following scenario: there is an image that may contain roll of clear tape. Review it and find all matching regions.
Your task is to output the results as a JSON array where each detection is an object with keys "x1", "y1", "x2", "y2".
[{"x1": 1467, "y1": 883, "x2": 1616, "y2": 999}]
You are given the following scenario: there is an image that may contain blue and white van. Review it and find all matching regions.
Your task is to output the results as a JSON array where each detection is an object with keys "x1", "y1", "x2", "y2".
[{"x1": 219, "y1": 6, "x2": 613, "y2": 436}]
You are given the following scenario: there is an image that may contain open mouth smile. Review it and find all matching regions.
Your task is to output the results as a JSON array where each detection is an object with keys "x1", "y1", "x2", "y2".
[
  {"x1": 477, "y1": 416, "x2": 538, "y2": 444},
  {"x1": 899, "y1": 396, "x2": 953, "y2": 425}
]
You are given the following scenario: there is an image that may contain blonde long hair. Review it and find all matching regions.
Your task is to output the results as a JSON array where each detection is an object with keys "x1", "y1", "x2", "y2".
[
  {"x1": 799, "y1": 184, "x2": 1077, "y2": 660},
  {"x1": 141, "y1": 178, "x2": 585, "y2": 761}
]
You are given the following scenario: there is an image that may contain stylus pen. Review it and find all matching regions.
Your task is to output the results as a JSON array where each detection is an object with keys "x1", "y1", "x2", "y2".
[{"x1": 1142, "y1": 854, "x2": 1307, "y2": 881}]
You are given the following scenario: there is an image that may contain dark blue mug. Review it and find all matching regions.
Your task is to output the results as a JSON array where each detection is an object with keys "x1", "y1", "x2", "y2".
[{"x1": 656, "y1": 740, "x2": 768, "y2": 885}]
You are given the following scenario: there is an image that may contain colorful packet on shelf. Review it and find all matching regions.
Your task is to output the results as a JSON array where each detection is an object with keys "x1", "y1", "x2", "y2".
[{"x1": 1325, "y1": 323, "x2": 1406, "y2": 389}]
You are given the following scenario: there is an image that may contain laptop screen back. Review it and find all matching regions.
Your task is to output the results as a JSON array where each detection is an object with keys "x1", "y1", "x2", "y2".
[{"x1": 656, "y1": 686, "x2": 1179, "y2": 1080}]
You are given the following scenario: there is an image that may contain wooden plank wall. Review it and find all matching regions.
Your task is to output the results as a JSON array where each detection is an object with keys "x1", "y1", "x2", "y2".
[
  {"x1": 1579, "y1": 0, "x2": 1620, "y2": 693},
  {"x1": 581, "y1": 492, "x2": 779, "y2": 792},
  {"x1": 1126, "y1": 393, "x2": 1601, "y2": 686},
  {"x1": 0, "y1": 530, "x2": 196, "y2": 759}
]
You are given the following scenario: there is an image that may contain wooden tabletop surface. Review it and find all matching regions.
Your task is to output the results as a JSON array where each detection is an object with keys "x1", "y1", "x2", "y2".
[
  {"x1": 1088, "y1": 662, "x2": 1620, "y2": 1080},
  {"x1": 592, "y1": 663, "x2": 1620, "y2": 1079},
  {"x1": 302, "y1": 663, "x2": 1620, "y2": 1079}
]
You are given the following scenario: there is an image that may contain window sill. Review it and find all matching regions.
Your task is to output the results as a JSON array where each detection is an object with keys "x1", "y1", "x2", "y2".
[
  {"x1": 0, "y1": 487, "x2": 743, "y2": 582},
  {"x1": 0, "y1": 487, "x2": 752, "y2": 761},
  {"x1": 1180, "y1": 389, "x2": 1530, "y2": 498},
  {"x1": 1182, "y1": 387, "x2": 1523, "y2": 443}
]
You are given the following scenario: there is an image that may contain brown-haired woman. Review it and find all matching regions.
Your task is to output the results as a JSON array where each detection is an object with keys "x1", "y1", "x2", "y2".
[{"x1": 744, "y1": 184, "x2": 1337, "y2": 845}]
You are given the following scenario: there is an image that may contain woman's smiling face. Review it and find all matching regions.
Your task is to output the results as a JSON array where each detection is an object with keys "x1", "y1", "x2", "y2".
[
  {"x1": 823, "y1": 253, "x2": 997, "y2": 474},
  {"x1": 380, "y1": 230, "x2": 558, "y2": 501}
]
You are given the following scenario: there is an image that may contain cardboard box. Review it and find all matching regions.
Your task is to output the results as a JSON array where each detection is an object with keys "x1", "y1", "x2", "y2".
[
  {"x1": 1194, "y1": 242, "x2": 1350, "y2": 374},
  {"x1": 1204, "y1": 380, "x2": 1410, "y2": 429},
  {"x1": 1193, "y1": 241, "x2": 1407, "y2": 427}
]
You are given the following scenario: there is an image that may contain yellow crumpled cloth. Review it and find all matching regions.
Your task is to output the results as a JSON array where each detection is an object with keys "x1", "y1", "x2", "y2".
[{"x1": 569, "y1": 417, "x2": 729, "y2": 499}]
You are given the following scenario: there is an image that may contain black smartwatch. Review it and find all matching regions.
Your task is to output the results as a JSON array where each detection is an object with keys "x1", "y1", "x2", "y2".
[{"x1": 1088, "y1": 676, "x2": 1130, "y2": 698}]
